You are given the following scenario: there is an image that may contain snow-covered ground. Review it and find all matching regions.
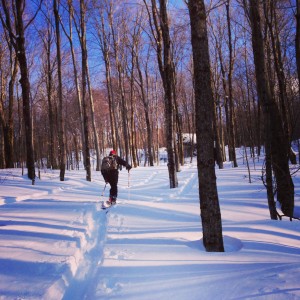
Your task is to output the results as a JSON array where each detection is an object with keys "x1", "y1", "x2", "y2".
[{"x1": 0, "y1": 155, "x2": 299, "y2": 300}]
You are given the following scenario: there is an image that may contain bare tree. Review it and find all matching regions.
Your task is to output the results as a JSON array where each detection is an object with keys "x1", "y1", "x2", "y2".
[
  {"x1": 296, "y1": 0, "x2": 300, "y2": 98},
  {"x1": 77, "y1": 0, "x2": 101, "y2": 172},
  {"x1": 143, "y1": 0, "x2": 178, "y2": 188},
  {"x1": 188, "y1": 0, "x2": 224, "y2": 252},
  {"x1": 263, "y1": 0, "x2": 296, "y2": 164},
  {"x1": 0, "y1": 39, "x2": 5, "y2": 168},
  {"x1": 108, "y1": 3, "x2": 130, "y2": 161},
  {"x1": 296, "y1": 0, "x2": 300, "y2": 164},
  {"x1": 225, "y1": 0, "x2": 238, "y2": 167},
  {"x1": 131, "y1": 12, "x2": 154, "y2": 166},
  {"x1": 0, "y1": 0, "x2": 41, "y2": 181},
  {"x1": 53, "y1": 0, "x2": 66, "y2": 181},
  {"x1": 60, "y1": 0, "x2": 86, "y2": 168},
  {"x1": 92, "y1": 1, "x2": 118, "y2": 151},
  {"x1": 159, "y1": 0, "x2": 178, "y2": 187},
  {"x1": 79, "y1": 0, "x2": 91, "y2": 181},
  {"x1": 246, "y1": 0, "x2": 294, "y2": 219},
  {"x1": 38, "y1": 5, "x2": 58, "y2": 170},
  {"x1": 0, "y1": 29, "x2": 17, "y2": 168}
]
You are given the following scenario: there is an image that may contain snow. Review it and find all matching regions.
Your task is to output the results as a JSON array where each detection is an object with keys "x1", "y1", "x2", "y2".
[{"x1": 0, "y1": 155, "x2": 300, "y2": 300}]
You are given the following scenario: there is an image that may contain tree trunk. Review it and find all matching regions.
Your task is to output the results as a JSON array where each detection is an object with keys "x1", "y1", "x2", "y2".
[
  {"x1": 108, "y1": 10, "x2": 130, "y2": 161},
  {"x1": 79, "y1": 0, "x2": 91, "y2": 181},
  {"x1": 248, "y1": 0, "x2": 294, "y2": 218},
  {"x1": 135, "y1": 51, "x2": 154, "y2": 166},
  {"x1": 43, "y1": 21, "x2": 57, "y2": 169},
  {"x1": 62, "y1": 0, "x2": 86, "y2": 167},
  {"x1": 216, "y1": 42, "x2": 230, "y2": 162},
  {"x1": 86, "y1": 60, "x2": 101, "y2": 171},
  {"x1": 54, "y1": 0, "x2": 66, "y2": 181},
  {"x1": 158, "y1": 0, "x2": 178, "y2": 188},
  {"x1": 5, "y1": 51, "x2": 17, "y2": 168},
  {"x1": 226, "y1": 0, "x2": 238, "y2": 167},
  {"x1": 172, "y1": 63, "x2": 183, "y2": 169},
  {"x1": 129, "y1": 50, "x2": 138, "y2": 167},
  {"x1": 1, "y1": 0, "x2": 36, "y2": 180},
  {"x1": 173, "y1": 86, "x2": 184, "y2": 169},
  {"x1": 106, "y1": 60, "x2": 118, "y2": 151},
  {"x1": 265, "y1": 118, "x2": 277, "y2": 220},
  {"x1": 264, "y1": 0, "x2": 296, "y2": 165},
  {"x1": 243, "y1": 34, "x2": 256, "y2": 163},
  {"x1": 143, "y1": 0, "x2": 178, "y2": 187},
  {"x1": 96, "y1": 7, "x2": 117, "y2": 150},
  {"x1": 296, "y1": 0, "x2": 300, "y2": 96},
  {"x1": 296, "y1": 1, "x2": 300, "y2": 165},
  {"x1": 0, "y1": 40, "x2": 17, "y2": 169},
  {"x1": 213, "y1": 96, "x2": 223, "y2": 169},
  {"x1": 0, "y1": 56, "x2": 5, "y2": 168},
  {"x1": 63, "y1": 3, "x2": 98, "y2": 171},
  {"x1": 188, "y1": 0, "x2": 224, "y2": 252}
]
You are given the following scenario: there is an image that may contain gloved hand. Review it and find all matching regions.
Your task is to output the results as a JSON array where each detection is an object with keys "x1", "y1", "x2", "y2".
[{"x1": 126, "y1": 164, "x2": 132, "y2": 171}]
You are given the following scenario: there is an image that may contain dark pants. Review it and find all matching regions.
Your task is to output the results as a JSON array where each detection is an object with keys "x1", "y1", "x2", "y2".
[{"x1": 102, "y1": 170, "x2": 119, "y2": 199}]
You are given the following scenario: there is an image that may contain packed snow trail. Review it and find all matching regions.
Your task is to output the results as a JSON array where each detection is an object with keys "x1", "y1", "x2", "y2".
[
  {"x1": 1, "y1": 159, "x2": 300, "y2": 300},
  {"x1": 72, "y1": 164, "x2": 300, "y2": 300},
  {"x1": 0, "y1": 169, "x2": 108, "y2": 299},
  {"x1": 74, "y1": 165, "x2": 202, "y2": 299}
]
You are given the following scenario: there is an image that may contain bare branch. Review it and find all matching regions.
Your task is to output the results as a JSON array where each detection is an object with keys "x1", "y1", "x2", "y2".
[{"x1": 24, "y1": 0, "x2": 44, "y2": 31}]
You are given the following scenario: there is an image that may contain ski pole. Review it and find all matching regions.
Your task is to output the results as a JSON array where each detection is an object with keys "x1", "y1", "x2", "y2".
[
  {"x1": 101, "y1": 183, "x2": 107, "y2": 197},
  {"x1": 128, "y1": 171, "x2": 130, "y2": 201}
]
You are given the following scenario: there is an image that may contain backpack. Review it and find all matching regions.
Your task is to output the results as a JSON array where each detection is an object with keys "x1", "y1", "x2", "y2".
[{"x1": 101, "y1": 155, "x2": 118, "y2": 171}]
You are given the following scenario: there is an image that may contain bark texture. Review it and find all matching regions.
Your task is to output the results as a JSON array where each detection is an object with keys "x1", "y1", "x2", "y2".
[{"x1": 188, "y1": 0, "x2": 224, "y2": 252}]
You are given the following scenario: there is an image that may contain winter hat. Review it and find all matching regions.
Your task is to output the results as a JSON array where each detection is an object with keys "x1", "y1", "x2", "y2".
[{"x1": 109, "y1": 150, "x2": 117, "y2": 156}]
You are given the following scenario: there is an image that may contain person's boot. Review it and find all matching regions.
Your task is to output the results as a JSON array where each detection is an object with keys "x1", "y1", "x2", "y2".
[
  {"x1": 110, "y1": 196, "x2": 117, "y2": 205},
  {"x1": 106, "y1": 196, "x2": 117, "y2": 206}
]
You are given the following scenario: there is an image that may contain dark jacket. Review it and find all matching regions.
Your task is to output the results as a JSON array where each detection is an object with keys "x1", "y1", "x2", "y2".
[
  {"x1": 101, "y1": 154, "x2": 131, "y2": 180},
  {"x1": 101, "y1": 155, "x2": 131, "y2": 199}
]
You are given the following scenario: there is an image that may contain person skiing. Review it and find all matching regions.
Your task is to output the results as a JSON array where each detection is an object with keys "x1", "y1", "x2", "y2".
[{"x1": 101, "y1": 150, "x2": 132, "y2": 205}]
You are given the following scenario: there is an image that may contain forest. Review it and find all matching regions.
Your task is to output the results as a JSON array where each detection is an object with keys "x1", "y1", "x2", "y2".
[{"x1": 0, "y1": 0, "x2": 299, "y2": 249}]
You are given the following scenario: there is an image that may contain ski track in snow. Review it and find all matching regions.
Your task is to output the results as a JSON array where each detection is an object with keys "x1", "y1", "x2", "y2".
[
  {"x1": 79, "y1": 164, "x2": 300, "y2": 300},
  {"x1": 62, "y1": 166, "x2": 200, "y2": 299},
  {"x1": 0, "y1": 169, "x2": 103, "y2": 299},
  {"x1": 64, "y1": 167, "x2": 183, "y2": 299},
  {"x1": 1, "y1": 162, "x2": 300, "y2": 299}
]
